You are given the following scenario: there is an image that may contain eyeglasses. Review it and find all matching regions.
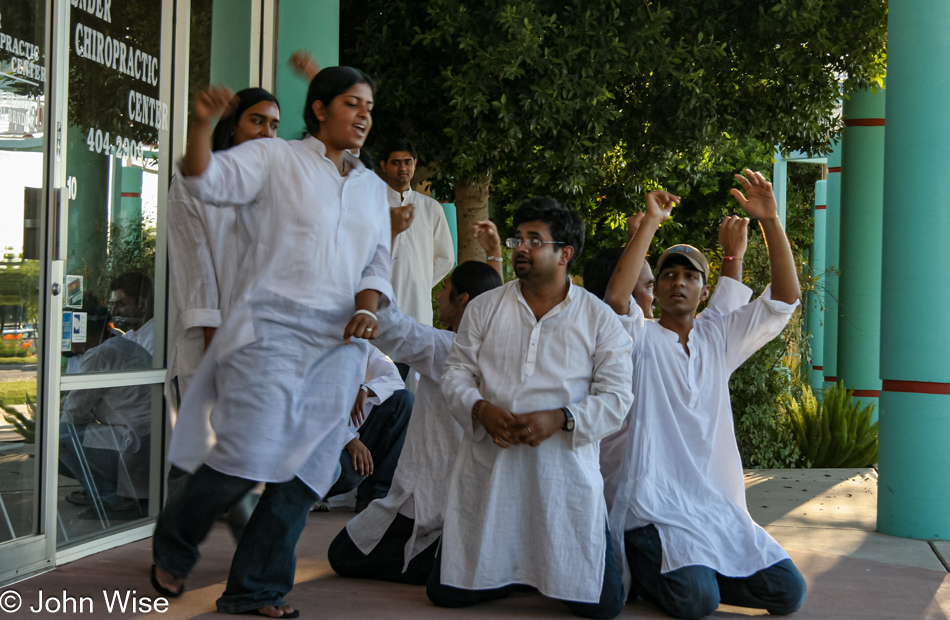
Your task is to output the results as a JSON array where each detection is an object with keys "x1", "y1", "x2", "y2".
[{"x1": 505, "y1": 238, "x2": 567, "y2": 249}]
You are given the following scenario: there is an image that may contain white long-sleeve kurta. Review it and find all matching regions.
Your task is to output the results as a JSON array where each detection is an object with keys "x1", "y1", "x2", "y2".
[
  {"x1": 388, "y1": 187, "x2": 455, "y2": 326},
  {"x1": 609, "y1": 285, "x2": 798, "y2": 590},
  {"x1": 440, "y1": 281, "x2": 634, "y2": 603},
  {"x1": 600, "y1": 276, "x2": 754, "y2": 513},
  {"x1": 167, "y1": 135, "x2": 393, "y2": 496},
  {"x1": 345, "y1": 301, "x2": 459, "y2": 570},
  {"x1": 165, "y1": 175, "x2": 243, "y2": 398},
  {"x1": 341, "y1": 346, "x2": 406, "y2": 444}
]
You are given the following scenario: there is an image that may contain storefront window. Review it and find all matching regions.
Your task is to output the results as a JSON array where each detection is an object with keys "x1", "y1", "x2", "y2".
[
  {"x1": 55, "y1": 0, "x2": 167, "y2": 547},
  {"x1": 0, "y1": 0, "x2": 47, "y2": 544}
]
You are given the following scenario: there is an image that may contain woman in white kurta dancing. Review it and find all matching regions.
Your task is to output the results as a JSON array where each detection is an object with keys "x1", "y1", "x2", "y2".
[{"x1": 152, "y1": 68, "x2": 392, "y2": 619}]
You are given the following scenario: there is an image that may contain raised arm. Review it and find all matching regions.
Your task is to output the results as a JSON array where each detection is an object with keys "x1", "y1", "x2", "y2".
[
  {"x1": 181, "y1": 86, "x2": 236, "y2": 178},
  {"x1": 718, "y1": 215, "x2": 749, "y2": 282},
  {"x1": 473, "y1": 220, "x2": 503, "y2": 276},
  {"x1": 288, "y1": 49, "x2": 320, "y2": 83},
  {"x1": 730, "y1": 169, "x2": 800, "y2": 304},
  {"x1": 603, "y1": 190, "x2": 680, "y2": 314}
]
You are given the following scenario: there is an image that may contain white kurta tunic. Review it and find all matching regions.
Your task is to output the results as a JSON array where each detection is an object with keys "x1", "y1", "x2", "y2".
[
  {"x1": 600, "y1": 276, "x2": 754, "y2": 513},
  {"x1": 165, "y1": 175, "x2": 243, "y2": 398},
  {"x1": 345, "y1": 301, "x2": 460, "y2": 569},
  {"x1": 341, "y1": 346, "x2": 406, "y2": 444},
  {"x1": 440, "y1": 281, "x2": 633, "y2": 603},
  {"x1": 167, "y1": 136, "x2": 393, "y2": 496},
  {"x1": 609, "y1": 285, "x2": 798, "y2": 589},
  {"x1": 388, "y1": 187, "x2": 455, "y2": 326}
]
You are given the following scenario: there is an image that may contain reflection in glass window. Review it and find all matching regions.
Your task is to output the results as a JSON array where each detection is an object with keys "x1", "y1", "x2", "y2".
[
  {"x1": 65, "y1": 1, "x2": 162, "y2": 371},
  {"x1": 0, "y1": 0, "x2": 47, "y2": 543}
]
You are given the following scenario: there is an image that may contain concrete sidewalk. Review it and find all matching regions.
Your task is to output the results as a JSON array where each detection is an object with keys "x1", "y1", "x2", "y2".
[{"x1": 6, "y1": 468, "x2": 949, "y2": 619}]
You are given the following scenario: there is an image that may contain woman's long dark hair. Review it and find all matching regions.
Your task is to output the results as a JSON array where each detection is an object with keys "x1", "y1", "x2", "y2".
[
  {"x1": 303, "y1": 66, "x2": 376, "y2": 137},
  {"x1": 211, "y1": 87, "x2": 280, "y2": 152}
]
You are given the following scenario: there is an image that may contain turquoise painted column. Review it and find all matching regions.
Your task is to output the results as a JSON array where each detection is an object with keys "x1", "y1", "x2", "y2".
[
  {"x1": 837, "y1": 87, "x2": 885, "y2": 413},
  {"x1": 879, "y1": 0, "x2": 950, "y2": 540},
  {"x1": 822, "y1": 143, "x2": 842, "y2": 388},
  {"x1": 807, "y1": 180, "x2": 826, "y2": 391},
  {"x1": 440, "y1": 202, "x2": 459, "y2": 263},
  {"x1": 274, "y1": 0, "x2": 340, "y2": 140}
]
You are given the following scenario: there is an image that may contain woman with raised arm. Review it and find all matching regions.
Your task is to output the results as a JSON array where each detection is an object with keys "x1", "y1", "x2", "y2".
[{"x1": 153, "y1": 67, "x2": 391, "y2": 620}]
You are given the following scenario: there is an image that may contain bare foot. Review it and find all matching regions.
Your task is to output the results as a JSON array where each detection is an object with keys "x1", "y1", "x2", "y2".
[
  {"x1": 257, "y1": 605, "x2": 297, "y2": 618},
  {"x1": 153, "y1": 565, "x2": 185, "y2": 596}
]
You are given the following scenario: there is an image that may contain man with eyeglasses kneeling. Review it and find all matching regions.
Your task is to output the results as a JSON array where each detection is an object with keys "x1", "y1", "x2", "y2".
[{"x1": 433, "y1": 197, "x2": 633, "y2": 619}]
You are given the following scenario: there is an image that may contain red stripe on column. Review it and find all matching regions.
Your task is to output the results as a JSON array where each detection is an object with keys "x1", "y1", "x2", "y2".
[
  {"x1": 851, "y1": 389, "x2": 880, "y2": 397},
  {"x1": 815, "y1": 205, "x2": 826, "y2": 210},
  {"x1": 824, "y1": 376, "x2": 837, "y2": 383},
  {"x1": 120, "y1": 192, "x2": 141, "y2": 197},
  {"x1": 812, "y1": 366, "x2": 823, "y2": 371},
  {"x1": 882, "y1": 380, "x2": 950, "y2": 395},
  {"x1": 844, "y1": 118, "x2": 885, "y2": 127},
  {"x1": 827, "y1": 167, "x2": 841, "y2": 173}
]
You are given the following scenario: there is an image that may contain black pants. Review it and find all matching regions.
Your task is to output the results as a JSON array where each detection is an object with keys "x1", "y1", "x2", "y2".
[{"x1": 328, "y1": 513, "x2": 438, "y2": 585}]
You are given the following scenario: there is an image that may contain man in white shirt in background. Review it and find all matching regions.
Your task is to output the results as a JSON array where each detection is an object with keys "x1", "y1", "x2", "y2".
[
  {"x1": 435, "y1": 197, "x2": 633, "y2": 618},
  {"x1": 110, "y1": 273, "x2": 155, "y2": 355},
  {"x1": 322, "y1": 347, "x2": 413, "y2": 513},
  {"x1": 608, "y1": 171, "x2": 806, "y2": 619},
  {"x1": 380, "y1": 139, "x2": 455, "y2": 330}
]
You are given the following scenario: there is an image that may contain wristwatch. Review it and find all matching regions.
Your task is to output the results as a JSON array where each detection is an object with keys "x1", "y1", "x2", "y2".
[
  {"x1": 359, "y1": 384, "x2": 370, "y2": 394},
  {"x1": 561, "y1": 407, "x2": 575, "y2": 432}
]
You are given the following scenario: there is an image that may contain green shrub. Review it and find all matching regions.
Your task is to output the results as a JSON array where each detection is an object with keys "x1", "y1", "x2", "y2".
[
  {"x1": 784, "y1": 382, "x2": 878, "y2": 468},
  {"x1": 1, "y1": 393, "x2": 36, "y2": 444}
]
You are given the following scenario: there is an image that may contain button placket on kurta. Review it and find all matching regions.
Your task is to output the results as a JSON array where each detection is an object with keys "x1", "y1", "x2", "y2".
[{"x1": 514, "y1": 287, "x2": 572, "y2": 378}]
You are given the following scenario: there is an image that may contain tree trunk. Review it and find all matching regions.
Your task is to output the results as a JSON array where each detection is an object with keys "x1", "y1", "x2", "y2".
[{"x1": 454, "y1": 174, "x2": 491, "y2": 263}]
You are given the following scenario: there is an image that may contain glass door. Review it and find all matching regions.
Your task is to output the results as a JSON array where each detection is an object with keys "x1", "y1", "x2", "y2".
[
  {"x1": 0, "y1": 0, "x2": 53, "y2": 582},
  {"x1": 52, "y1": 0, "x2": 170, "y2": 551}
]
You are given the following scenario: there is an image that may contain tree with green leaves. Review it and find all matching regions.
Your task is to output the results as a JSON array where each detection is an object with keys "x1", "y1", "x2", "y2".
[{"x1": 343, "y1": 0, "x2": 886, "y2": 261}]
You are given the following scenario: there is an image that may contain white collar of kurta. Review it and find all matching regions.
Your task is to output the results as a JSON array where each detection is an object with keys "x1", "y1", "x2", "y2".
[
  {"x1": 301, "y1": 135, "x2": 366, "y2": 176},
  {"x1": 386, "y1": 185, "x2": 413, "y2": 204},
  {"x1": 513, "y1": 278, "x2": 575, "y2": 322}
]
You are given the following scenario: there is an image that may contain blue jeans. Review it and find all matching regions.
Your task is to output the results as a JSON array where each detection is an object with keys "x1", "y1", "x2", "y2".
[
  {"x1": 328, "y1": 513, "x2": 438, "y2": 585},
  {"x1": 624, "y1": 525, "x2": 806, "y2": 619},
  {"x1": 427, "y1": 524, "x2": 625, "y2": 619},
  {"x1": 152, "y1": 465, "x2": 318, "y2": 614},
  {"x1": 166, "y1": 465, "x2": 258, "y2": 543},
  {"x1": 327, "y1": 390, "x2": 413, "y2": 501}
]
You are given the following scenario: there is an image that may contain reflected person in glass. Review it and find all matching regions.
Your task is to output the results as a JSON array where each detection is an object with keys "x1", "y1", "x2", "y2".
[{"x1": 59, "y1": 295, "x2": 151, "y2": 519}]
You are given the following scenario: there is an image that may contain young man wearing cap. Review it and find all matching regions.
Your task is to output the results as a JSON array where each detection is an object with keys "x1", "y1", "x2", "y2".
[
  {"x1": 596, "y1": 210, "x2": 754, "y2": 514},
  {"x1": 607, "y1": 171, "x2": 806, "y2": 619},
  {"x1": 434, "y1": 197, "x2": 633, "y2": 618}
]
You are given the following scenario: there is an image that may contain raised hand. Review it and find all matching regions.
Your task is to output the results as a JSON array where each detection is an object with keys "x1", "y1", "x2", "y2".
[
  {"x1": 192, "y1": 86, "x2": 237, "y2": 125},
  {"x1": 730, "y1": 169, "x2": 777, "y2": 221},
  {"x1": 289, "y1": 49, "x2": 320, "y2": 81},
  {"x1": 391, "y1": 204, "x2": 415, "y2": 238},
  {"x1": 473, "y1": 220, "x2": 502, "y2": 254},
  {"x1": 644, "y1": 190, "x2": 680, "y2": 222},
  {"x1": 719, "y1": 215, "x2": 750, "y2": 259},
  {"x1": 626, "y1": 212, "x2": 645, "y2": 242}
]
